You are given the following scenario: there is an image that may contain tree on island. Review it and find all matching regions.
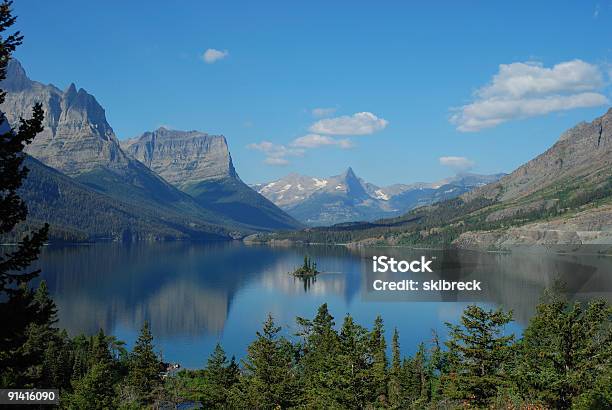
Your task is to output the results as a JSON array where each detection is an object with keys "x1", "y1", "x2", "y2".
[{"x1": 292, "y1": 255, "x2": 319, "y2": 277}]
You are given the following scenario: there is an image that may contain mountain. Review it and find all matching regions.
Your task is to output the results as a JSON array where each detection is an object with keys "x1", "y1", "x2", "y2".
[
  {"x1": 0, "y1": 59, "x2": 261, "y2": 239},
  {"x1": 253, "y1": 167, "x2": 503, "y2": 226},
  {"x1": 251, "y1": 109, "x2": 612, "y2": 249},
  {"x1": 9, "y1": 156, "x2": 232, "y2": 242},
  {"x1": 121, "y1": 128, "x2": 301, "y2": 231}
]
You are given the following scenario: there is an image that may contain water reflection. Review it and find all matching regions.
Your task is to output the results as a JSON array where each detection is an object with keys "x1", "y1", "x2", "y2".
[{"x1": 32, "y1": 243, "x2": 612, "y2": 366}]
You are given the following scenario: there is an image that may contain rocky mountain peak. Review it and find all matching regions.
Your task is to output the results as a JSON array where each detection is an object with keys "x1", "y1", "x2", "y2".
[
  {"x1": 464, "y1": 107, "x2": 612, "y2": 203},
  {"x1": 64, "y1": 82, "x2": 77, "y2": 97},
  {"x1": 122, "y1": 128, "x2": 239, "y2": 188},
  {"x1": 343, "y1": 166, "x2": 356, "y2": 177},
  {"x1": 3, "y1": 59, "x2": 32, "y2": 91},
  {"x1": 0, "y1": 59, "x2": 127, "y2": 175}
]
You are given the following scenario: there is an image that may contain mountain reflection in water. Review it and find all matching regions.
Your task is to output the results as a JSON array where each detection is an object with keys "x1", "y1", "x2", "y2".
[{"x1": 33, "y1": 243, "x2": 612, "y2": 368}]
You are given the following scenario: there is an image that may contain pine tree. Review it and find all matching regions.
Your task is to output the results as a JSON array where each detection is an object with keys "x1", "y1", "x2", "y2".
[
  {"x1": 516, "y1": 290, "x2": 612, "y2": 409},
  {"x1": 127, "y1": 321, "x2": 161, "y2": 404},
  {"x1": 368, "y1": 315, "x2": 388, "y2": 406},
  {"x1": 337, "y1": 314, "x2": 370, "y2": 408},
  {"x1": 387, "y1": 328, "x2": 402, "y2": 408},
  {"x1": 68, "y1": 361, "x2": 117, "y2": 410},
  {"x1": 232, "y1": 314, "x2": 297, "y2": 408},
  {"x1": 297, "y1": 303, "x2": 344, "y2": 407},
  {"x1": 201, "y1": 343, "x2": 239, "y2": 408},
  {"x1": 90, "y1": 329, "x2": 113, "y2": 366},
  {"x1": 0, "y1": 0, "x2": 50, "y2": 388},
  {"x1": 41, "y1": 331, "x2": 73, "y2": 390},
  {"x1": 444, "y1": 305, "x2": 514, "y2": 406},
  {"x1": 427, "y1": 330, "x2": 445, "y2": 402}
]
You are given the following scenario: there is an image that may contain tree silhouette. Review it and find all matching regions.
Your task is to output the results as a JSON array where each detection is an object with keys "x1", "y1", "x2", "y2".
[{"x1": 0, "y1": 0, "x2": 52, "y2": 387}]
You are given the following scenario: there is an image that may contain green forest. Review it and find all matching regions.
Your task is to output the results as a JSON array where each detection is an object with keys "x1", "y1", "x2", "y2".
[{"x1": 3, "y1": 288, "x2": 611, "y2": 409}]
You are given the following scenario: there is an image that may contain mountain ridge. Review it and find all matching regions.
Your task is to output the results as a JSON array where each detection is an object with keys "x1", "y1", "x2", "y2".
[
  {"x1": 253, "y1": 167, "x2": 504, "y2": 226},
  {"x1": 0, "y1": 59, "x2": 298, "y2": 238},
  {"x1": 249, "y1": 108, "x2": 612, "y2": 249}
]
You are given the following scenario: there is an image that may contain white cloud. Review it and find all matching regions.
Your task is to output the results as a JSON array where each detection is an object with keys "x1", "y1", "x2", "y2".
[
  {"x1": 291, "y1": 134, "x2": 353, "y2": 149},
  {"x1": 439, "y1": 156, "x2": 475, "y2": 172},
  {"x1": 264, "y1": 157, "x2": 290, "y2": 166},
  {"x1": 247, "y1": 141, "x2": 304, "y2": 166},
  {"x1": 312, "y1": 107, "x2": 337, "y2": 118},
  {"x1": 451, "y1": 60, "x2": 609, "y2": 132},
  {"x1": 202, "y1": 48, "x2": 229, "y2": 64},
  {"x1": 309, "y1": 112, "x2": 388, "y2": 135},
  {"x1": 249, "y1": 110, "x2": 386, "y2": 166}
]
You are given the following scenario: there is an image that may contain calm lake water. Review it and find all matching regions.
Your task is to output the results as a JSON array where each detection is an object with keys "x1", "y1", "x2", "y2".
[{"x1": 32, "y1": 243, "x2": 612, "y2": 368}]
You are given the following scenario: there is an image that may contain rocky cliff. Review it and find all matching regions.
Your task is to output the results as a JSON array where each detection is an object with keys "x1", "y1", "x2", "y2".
[
  {"x1": 122, "y1": 127, "x2": 302, "y2": 231},
  {"x1": 1, "y1": 59, "x2": 129, "y2": 175},
  {"x1": 452, "y1": 108, "x2": 612, "y2": 250},
  {"x1": 464, "y1": 108, "x2": 612, "y2": 203},
  {"x1": 121, "y1": 128, "x2": 238, "y2": 188}
]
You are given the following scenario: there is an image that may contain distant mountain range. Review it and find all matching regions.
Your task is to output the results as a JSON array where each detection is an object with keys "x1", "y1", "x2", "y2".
[
  {"x1": 252, "y1": 167, "x2": 504, "y2": 225},
  {"x1": 1, "y1": 59, "x2": 300, "y2": 241},
  {"x1": 249, "y1": 108, "x2": 612, "y2": 249}
]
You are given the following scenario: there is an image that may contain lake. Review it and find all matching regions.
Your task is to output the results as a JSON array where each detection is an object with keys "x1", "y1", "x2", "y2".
[{"x1": 32, "y1": 242, "x2": 612, "y2": 368}]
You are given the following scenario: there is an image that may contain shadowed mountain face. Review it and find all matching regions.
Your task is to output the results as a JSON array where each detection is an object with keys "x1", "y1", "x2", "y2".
[
  {"x1": 253, "y1": 167, "x2": 504, "y2": 226},
  {"x1": 123, "y1": 128, "x2": 302, "y2": 231},
  {"x1": 12, "y1": 156, "x2": 231, "y2": 242}
]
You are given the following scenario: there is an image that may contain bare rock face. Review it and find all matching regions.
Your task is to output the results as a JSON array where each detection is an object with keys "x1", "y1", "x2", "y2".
[
  {"x1": 0, "y1": 59, "x2": 129, "y2": 176},
  {"x1": 121, "y1": 127, "x2": 302, "y2": 231},
  {"x1": 121, "y1": 128, "x2": 237, "y2": 188},
  {"x1": 453, "y1": 204, "x2": 612, "y2": 249},
  {"x1": 464, "y1": 108, "x2": 612, "y2": 203}
]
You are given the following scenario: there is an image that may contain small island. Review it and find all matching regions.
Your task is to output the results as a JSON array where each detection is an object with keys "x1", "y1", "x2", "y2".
[{"x1": 291, "y1": 256, "x2": 319, "y2": 277}]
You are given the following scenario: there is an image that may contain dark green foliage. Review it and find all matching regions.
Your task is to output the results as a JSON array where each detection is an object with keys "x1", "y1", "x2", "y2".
[
  {"x1": 291, "y1": 255, "x2": 319, "y2": 277},
  {"x1": 336, "y1": 314, "x2": 371, "y2": 408},
  {"x1": 9, "y1": 156, "x2": 233, "y2": 242},
  {"x1": 0, "y1": 0, "x2": 55, "y2": 388},
  {"x1": 515, "y1": 291, "x2": 612, "y2": 409},
  {"x1": 125, "y1": 321, "x2": 162, "y2": 405},
  {"x1": 183, "y1": 176, "x2": 303, "y2": 231},
  {"x1": 230, "y1": 314, "x2": 298, "y2": 408},
  {"x1": 443, "y1": 305, "x2": 514, "y2": 406},
  {"x1": 167, "y1": 343, "x2": 240, "y2": 409},
  {"x1": 369, "y1": 315, "x2": 388, "y2": 405},
  {"x1": 66, "y1": 361, "x2": 117, "y2": 409},
  {"x1": 387, "y1": 328, "x2": 402, "y2": 408}
]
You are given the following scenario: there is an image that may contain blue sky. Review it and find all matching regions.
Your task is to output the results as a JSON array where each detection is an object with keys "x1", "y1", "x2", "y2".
[{"x1": 11, "y1": 1, "x2": 612, "y2": 185}]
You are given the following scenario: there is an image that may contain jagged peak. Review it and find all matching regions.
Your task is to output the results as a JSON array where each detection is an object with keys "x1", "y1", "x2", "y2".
[
  {"x1": 341, "y1": 166, "x2": 360, "y2": 181},
  {"x1": 64, "y1": 82, "x2": 77, "y2": 95},
  {"x1": 2, "y1": 58, "x2": 33, "y2": 91}
]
